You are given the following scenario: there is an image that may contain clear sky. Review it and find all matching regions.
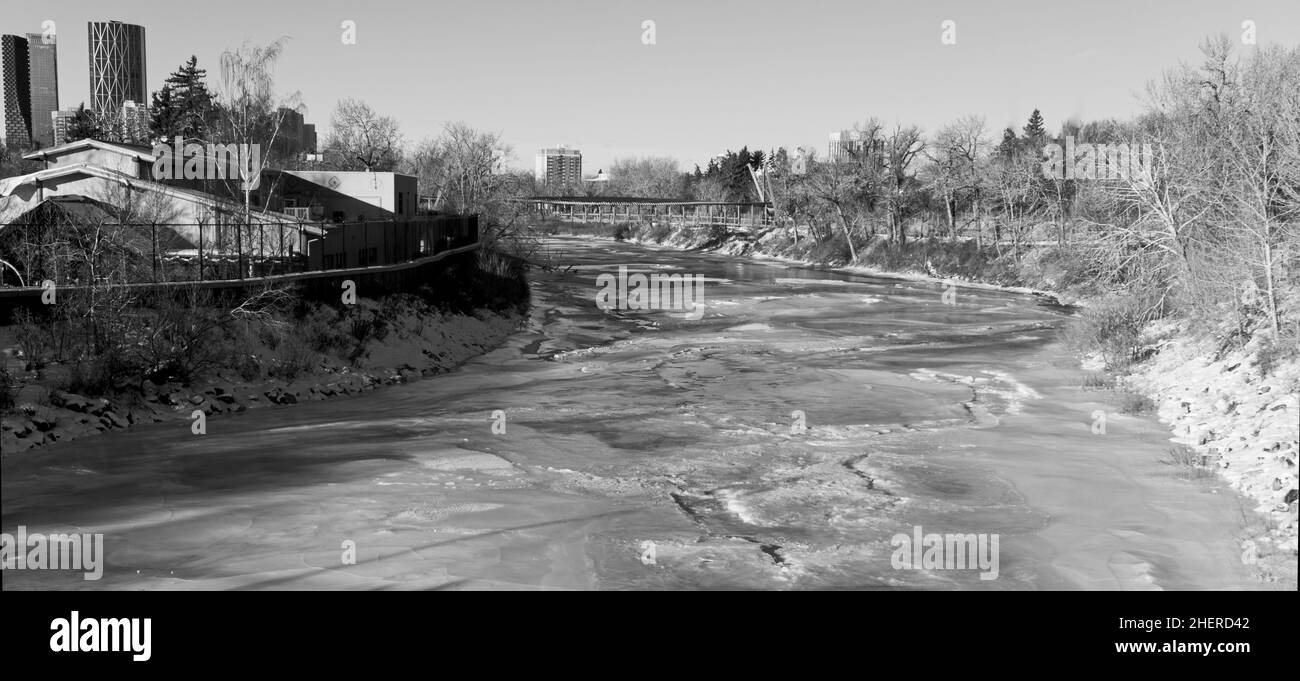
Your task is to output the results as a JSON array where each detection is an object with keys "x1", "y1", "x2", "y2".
[{"x1": 6, "y1": 0, "x2": 1299, "y2": 173}]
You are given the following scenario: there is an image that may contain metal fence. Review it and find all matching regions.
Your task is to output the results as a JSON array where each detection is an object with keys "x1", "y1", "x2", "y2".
[{"x1": 0, "y1": 215, "x2": 479, "y2": 288}]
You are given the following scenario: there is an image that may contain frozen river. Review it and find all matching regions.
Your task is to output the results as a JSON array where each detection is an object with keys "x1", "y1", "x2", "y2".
[{"x1": 1, "y1": 237, "x2": 1259, "y2": 590}]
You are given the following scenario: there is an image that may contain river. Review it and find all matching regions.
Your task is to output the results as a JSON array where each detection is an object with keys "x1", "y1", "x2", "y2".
[{"x1": 0, "y1": 236, "x2": 1259, "y2": 590}]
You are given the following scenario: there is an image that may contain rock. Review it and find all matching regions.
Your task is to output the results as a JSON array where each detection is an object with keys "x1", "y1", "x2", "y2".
[
  {"x1": 29, "y1": 409, "x2": 57, "y2": 431},
  {"x1": 2, "y1": 418, "x2": 33, "y2": 438},
  {"x1": 51, "y1": 391, "x2": 92, "y2": 413},
  {"x1": 88, "y1": 399, "x2": 112, "y2": 416},
  {"x1": 98, "y1": 415, "x2": 121, "y2": 430},
  {"x1": 158, "y1": 391, "x2": 184, "y2": 406},
  {"x1": 1285, "y1": 489, "x2": 1299, "y2": 505},
  {"x1": 263, "y1": 387, "x2": 297, "y2": 405},
  {"x1": 189, "y1": 394, "x2": 206, "y2": 405}
]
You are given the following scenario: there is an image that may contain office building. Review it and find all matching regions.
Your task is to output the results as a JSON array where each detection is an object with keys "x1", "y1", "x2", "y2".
[
  {"x1": 302, "y1": 123, "x2": 317, "y2": 154},
  {"x1": 88, "y1": 20, "x2": 146, "y2": 114},
  {"x1": 26, "y1": 32, "x2": 58, "y2": 147}
]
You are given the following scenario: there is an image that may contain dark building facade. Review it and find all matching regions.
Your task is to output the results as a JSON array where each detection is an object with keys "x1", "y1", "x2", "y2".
[
  {"x1": 25, "y1": 32, "x2": 58, "y2": 147},
  {"x1": 0, "y1": 34, "x2": 31, "y2": 148}
]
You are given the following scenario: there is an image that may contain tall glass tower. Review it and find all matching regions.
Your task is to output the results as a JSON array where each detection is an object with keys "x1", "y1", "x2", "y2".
[{"x1": 88, "y1": 20, "x2": 146, "y2": 115}]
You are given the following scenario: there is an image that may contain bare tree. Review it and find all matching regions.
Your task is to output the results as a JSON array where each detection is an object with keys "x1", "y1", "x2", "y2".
[
  {"x1": 923, "y1": 116, "x2": 988, "y2": 241},
  {"x1": 323, "y1": 98, "x2": 405, "y2": 171}
]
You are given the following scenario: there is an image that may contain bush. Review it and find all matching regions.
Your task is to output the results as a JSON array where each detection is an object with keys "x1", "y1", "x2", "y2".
[
  {"x1": 1118, "y1": 392, "x2": 1157, "y2": 415},
  {"x1": 1062, "y1": 295, "x2": 1154, "y2": 371},
  {"x1": 268, "y1": 334, "x2": 319, "y2": 380}
]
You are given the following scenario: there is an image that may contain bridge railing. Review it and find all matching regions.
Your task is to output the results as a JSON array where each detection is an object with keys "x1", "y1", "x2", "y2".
[{"x1": 526, "y1": 198, "x2": 773, "y2": 230}]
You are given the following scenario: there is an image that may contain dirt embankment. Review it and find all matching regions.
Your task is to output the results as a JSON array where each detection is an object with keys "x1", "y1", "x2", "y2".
[{"x1": 1, "y1": 302, "x2": 525, "y2": 456}]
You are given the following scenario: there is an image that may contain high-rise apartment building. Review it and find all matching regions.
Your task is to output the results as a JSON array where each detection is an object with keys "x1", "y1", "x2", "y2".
[
  {"x1": 828, "y1": 130, "x2": 885, "y2": 164},
  {"x1": 120, "y1": 99, "x2": 147, "y2": 144},
  {"x1": 51, "y1": 108, "x2": 77, "y2": 146},
  {"x1": 535, "y1": 147, "x2": 582, "y2": 188},
  {"x1": 88, "y1": 20, "x2": 146, "y2": 114},
  {"x1": 828, "y1": 130, "x2": 863, "y2": 163},
  {"x1": 0, "y1": 34, "x2": 32, "y2": 148},
  {"x1": 26, "y1": 32, "x2": 58, "y2": 147}
]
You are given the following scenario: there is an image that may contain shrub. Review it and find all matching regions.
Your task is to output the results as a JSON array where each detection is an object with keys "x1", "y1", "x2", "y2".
[
  {"x1": 1062, "y1": 295, "x2": 1154, "y2": 371},
  {"x1": 1118, "y1": 392, "x2": 1157, "y2": 415}
]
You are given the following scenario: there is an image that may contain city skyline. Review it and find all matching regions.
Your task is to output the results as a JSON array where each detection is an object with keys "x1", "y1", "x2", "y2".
[{"x1": 2, "y1": 0, "x2": 1299, "y2": 171}]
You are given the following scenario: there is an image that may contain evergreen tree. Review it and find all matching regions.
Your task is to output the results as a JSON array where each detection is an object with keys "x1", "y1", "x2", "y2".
[
  {"x1": 150, "y1": 56, "x2": 214, "y2": 143},
  {"x1": 64, "y1": 104, "x2": 103, "y2": 143},
  {"x1": 996, "y1": 127, "x2": 1018, "y2": 158},
  {"x1": 1022, "y1": 109, "x2": 1046, "y2": 141}
]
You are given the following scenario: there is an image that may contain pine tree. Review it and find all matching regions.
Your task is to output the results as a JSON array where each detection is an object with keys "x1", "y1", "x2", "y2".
[
  {"x1": 150, "y1": 56, "x2": 214, "y2": 143},
  {"x1": 1022, "y1": 109, "x2": 1046, "y2": 141},
  {"x1": 64, "y1": 104, "x2": 103, "y2": 143},
  {"x1": 996, "y1": 127, "x2": 1018, "y2": 158}
]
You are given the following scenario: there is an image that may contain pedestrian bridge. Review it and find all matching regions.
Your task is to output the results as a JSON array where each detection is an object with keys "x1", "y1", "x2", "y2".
[{"x1": 526, "y1": 197, "x2": 772, "y2": 230}]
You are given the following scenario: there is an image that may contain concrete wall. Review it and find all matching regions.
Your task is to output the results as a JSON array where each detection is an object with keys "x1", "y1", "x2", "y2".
[{"x1": 283, "y1": 171, "x2": 418, "y2": 220}]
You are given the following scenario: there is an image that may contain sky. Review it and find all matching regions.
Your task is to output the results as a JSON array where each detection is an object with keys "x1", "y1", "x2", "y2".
[{"x1": 6, "y1": 0, "x2": 1300, "y2": 173}]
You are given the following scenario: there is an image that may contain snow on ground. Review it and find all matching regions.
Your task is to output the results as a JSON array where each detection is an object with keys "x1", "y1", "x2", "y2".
[{"x1": 1127, "y1": 321, "x2": 1299, "y2": 575}]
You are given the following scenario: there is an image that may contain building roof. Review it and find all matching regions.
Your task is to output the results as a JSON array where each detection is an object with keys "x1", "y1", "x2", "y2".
[
  {"x1": 22, "y1": 138, "x2": 157, "y2": 163},
  {"x1": 0, "y1": 163, "x2": 315, "y2": 229}
]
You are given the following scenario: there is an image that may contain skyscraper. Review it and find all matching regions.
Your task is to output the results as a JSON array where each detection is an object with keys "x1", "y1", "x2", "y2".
[
  {"x1": 26, "y1": 32, "x2": 58, "y2": 147},
  {"x1": 0, "y1": 34, "x2": 32, "y2": 149},
  {"x1": 535, "y1": 147, "x2": 582, "y2": 188},
  {"x1": 88, "y1": 20, "x2": 146, "y2": 114}
]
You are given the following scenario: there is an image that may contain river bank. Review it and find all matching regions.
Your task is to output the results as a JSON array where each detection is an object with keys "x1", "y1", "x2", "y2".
[
  {"x1": 0, "y1": 252, "x2": 531, "y2": 458},
  {"x1": 0, "y1": 304, "x2": 526, "y2": 457}
]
